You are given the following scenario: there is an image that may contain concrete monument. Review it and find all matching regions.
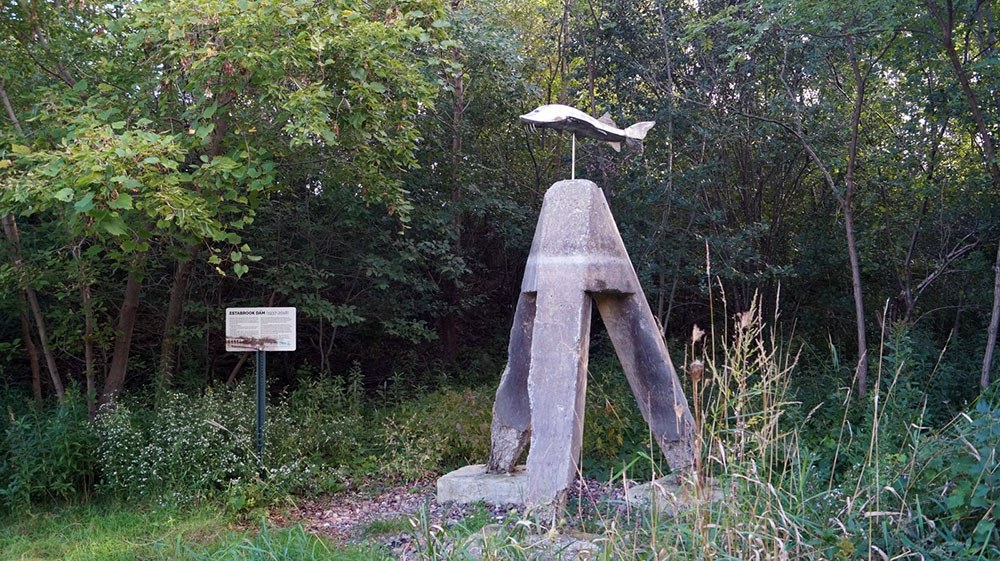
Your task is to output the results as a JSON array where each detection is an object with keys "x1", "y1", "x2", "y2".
[{"x1": 437, "y1": 106, "x2": 695, "y2": 508}]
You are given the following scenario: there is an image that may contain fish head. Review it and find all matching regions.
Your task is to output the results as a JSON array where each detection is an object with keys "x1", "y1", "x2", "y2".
[{"x1": 519, "y1": 104, "x2": 566, "y2": 125}]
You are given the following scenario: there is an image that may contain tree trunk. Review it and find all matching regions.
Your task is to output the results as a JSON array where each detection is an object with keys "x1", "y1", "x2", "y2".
[
  {"x1": 100, "y1": 270, "x2": 142, "y2": 407},
  {"x1": 441, "y1": 64, "x2": 465, "y2": 358},
  {"x1": 845, "y1": 34, "x2": 869, "y2": 397},
  {"x1": 655, "y1": 0, "x2": 678, "y2": 334},
  {"x1": 155, "y1": 97, "x2": 229, "y2": 391},
  {"x1": 157, "y1": 254, "x2": 196, "y2": 401},
  {"x1": 0, "y1": 77, "x2": 23, "y2": 133},
  {"x1": 928, "y1": 0, "x2": 1000, "y2": 387},
  {"x1": 82, "y1": 278, "x2": 97, "y2": 419},
  {"x1": 25, "y1": 283, "x2": 65, "y2": 399},
  {"x1": 899, "y1": 198, "x2": 928, "y2": 324},
  {"x1": 19, "y1": 306, "x2": 43, "y2": 410},
  {"x1": 226, "y1": 352, "x2": 252, "y2": 386},
  {"x1": 844, "y1": 204, "x2": 869, "y2": 396},
  {"x1": 2, "y1": 215, "x2": 64, "y2": 399},
  {"x1": 2, "y1": 82, "x2": 60, "y2": 401},
  {"x1": 73, "y1": 244, "x2": 98, "y2": 419},
  {"x1": 984, "y1": 242, "x2": 1000, "y2": 388}
]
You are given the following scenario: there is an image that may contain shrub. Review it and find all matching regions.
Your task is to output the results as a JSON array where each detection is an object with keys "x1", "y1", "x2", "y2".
[
  {"x1": 95, "y1": 378, "x2": 376, "y2": 505},
  {"x1": 95, "y1": 389, "x2": 258, "y2": 502},
  {"x1": 267, "y1": 373, "x2": 370, "y2": 471},
  {"x1": 898, "y1": 393, "x2": 1000, "y2": 557},
  {"x1": 378, "y1": 386, "x2": 492, "y2": 480},
  {"x1": 0, "y1": 390, "x2": 96, "y2": 509}
]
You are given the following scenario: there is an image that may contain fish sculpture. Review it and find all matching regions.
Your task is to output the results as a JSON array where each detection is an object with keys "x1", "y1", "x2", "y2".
[{"x1": 519, "y1": 104, "x2": 655, "y2": 152}]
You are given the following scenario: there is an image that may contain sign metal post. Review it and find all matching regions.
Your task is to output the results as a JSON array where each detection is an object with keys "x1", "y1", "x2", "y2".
[
  {"x1": 255, "y1": 349, "x2": 266, "y2": 478},
  {"x1": 225, "y1": 307, "x2": 296, "y2": 480}
]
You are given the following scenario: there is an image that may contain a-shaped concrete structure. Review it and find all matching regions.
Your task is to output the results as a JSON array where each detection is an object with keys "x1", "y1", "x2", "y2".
[{"x1": 483, "y1": 179, "x2": 695, "y2": 506}]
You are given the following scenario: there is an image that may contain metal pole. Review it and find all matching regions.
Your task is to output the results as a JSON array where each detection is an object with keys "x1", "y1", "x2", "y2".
[
  {"x1": 255, "y1": 349, "x2": 266, "y2": 479},
  {"x1": 571, "y1": 134, "x2": 576, "y2": 179}
]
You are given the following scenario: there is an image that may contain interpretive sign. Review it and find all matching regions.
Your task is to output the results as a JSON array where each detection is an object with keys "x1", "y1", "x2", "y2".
[
  {"x1": 225, "y1": 307, "x2": 296, "y2": 352},
  {"x1": 224, "y1": 307, "x2": 296, "y2": 478}
]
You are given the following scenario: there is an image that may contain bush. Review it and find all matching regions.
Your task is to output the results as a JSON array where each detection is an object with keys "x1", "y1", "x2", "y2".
[
  {"x1": 267, "y1": 372, "x2": 370, "y2": 472},
  {"x1": 96, "y1": 389, "x2": 259, "y2": 502},
  {"x1": 95, "y1": 377, "x2": 376, "y2": 506},
  {"x1": 0, "y1": 391, "x2": 96, "y2": 509},
  {"x1": 378, "y1": 386, "x2": 492, "y2": 480},
  {"x1": 899, "y1": 392, "x2": 1000, "y2": 557}
]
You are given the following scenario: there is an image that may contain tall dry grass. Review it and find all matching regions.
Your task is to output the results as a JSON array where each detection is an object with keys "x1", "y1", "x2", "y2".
[{"x1": 407, "y1": 281, "x2": 1000, "y2": 559}]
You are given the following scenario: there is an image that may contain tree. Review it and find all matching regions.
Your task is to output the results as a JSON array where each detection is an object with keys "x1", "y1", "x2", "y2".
[
  {"x1": 1, "y1": 0, "x2": 449, "y2": 404},
  {"x1": 921, "y1": 0, "x2": 1000, "y2": 388},
  {"x1": 709, "y1": 0, "x2": 904, "y2": 397}
]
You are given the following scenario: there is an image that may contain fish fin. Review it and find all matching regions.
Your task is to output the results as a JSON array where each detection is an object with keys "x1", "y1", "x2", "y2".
[
  {"x1": 608, "y1": 141, "x2": 621, "y2": 152},
  {"x1": 624, "y1": 121, "x2": 656, "y2": 141},
  {"x1": 598, "y1": 112, "x2": 617, "y2": 128}
]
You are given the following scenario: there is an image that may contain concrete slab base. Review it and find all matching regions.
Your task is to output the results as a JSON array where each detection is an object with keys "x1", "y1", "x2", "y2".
[
  {"x1": 437, "y1": 464, "x2": 529, "y2": 505},
  {"x1": 625, "y1": 474, "x2": 725, "y2": 517},
  {"x1": 465, "y1": 525, "x2": 599, "y2": 560}
]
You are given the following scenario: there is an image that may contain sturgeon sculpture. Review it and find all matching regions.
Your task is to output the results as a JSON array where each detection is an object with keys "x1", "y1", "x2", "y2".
[{"x1": 519, "y1": 104, "x2": 655, "y2": 152}]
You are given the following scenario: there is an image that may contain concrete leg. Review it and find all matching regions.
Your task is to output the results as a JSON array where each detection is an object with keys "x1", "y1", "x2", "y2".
[
  {"x1": 595, "y1": 294, "x2": 696, "y2": 471},
  {"x1": 486, "y1": 292, "x2": 535, "y2": 473},
  {"x1": 524, "y1": 285, "x2": 592, "y2": 505}
]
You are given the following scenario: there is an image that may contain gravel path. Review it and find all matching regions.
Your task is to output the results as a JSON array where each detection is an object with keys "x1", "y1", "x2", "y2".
[{"x1": 283, "y1": 475, "x2": 636, "y2": 557}]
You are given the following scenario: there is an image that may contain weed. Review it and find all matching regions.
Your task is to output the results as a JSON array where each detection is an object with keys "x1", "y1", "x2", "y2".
[{"x1": 0, "y1": 389, "x2": 95, "y2": 510}]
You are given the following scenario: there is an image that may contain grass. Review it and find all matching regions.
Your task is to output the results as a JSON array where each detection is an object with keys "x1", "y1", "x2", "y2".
[
  {"x1": 3, "y1": 291, "x2": 996, "y2": 560},
  {"x1": 358, "y1": 516, "x2": 413, "y2": 539},
  {"x1": 0, "y1": 503, "x2": 229, "y2": 561},
  {"x1": 0, "y1": 503, "x2": 388, "y2": 561},
  {"x1": 390, "y1": 292, "x2": 998, "y2": 560}
]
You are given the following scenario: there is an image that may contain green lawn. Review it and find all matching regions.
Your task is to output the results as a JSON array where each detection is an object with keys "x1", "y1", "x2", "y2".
[{"x1": 0, "y1": 504, "x2": 387, "y2": 561}]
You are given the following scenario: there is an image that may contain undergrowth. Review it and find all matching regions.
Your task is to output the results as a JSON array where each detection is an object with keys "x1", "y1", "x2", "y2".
[
  {"x1": 397, "y1": 293, "x2": 1000, "y2": 560},
  {"x1": 2, "y1": 292, "x2": 997, "y2": 559},
  {"x1": 0, "y1": 504, "x2": 382, "y2": 561}
]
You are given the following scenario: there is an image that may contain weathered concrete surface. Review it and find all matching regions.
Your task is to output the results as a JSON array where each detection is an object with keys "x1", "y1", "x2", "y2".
[
  {"x1": 625, "y1": 474, "x2": 725, "y2": 517},
  {"x1": 485, "y1": 292, "x2": 534, "y2": 473},
  {"x1": 595, "y1": 294, "x2": 696, "y2": 470},
  {"x1": 520, "y1": 181, "x2": 640, "y2": 296},
  {"x1": 436, "y1": 464, "x2": 528, "y2": 505},
  {"x1": 482, "y1": 179, "x2": 696, "y2": 507},
  {"x1": 524, "y1": 286, "x2": 591, "y2": 505}
]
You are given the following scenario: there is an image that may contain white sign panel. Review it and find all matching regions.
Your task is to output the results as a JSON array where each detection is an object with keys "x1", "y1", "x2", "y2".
[{"x1": 225, "y1": 307, "x2": 296, "y2": 351}]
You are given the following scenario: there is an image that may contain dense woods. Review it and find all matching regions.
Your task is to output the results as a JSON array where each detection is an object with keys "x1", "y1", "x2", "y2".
[
  {"x1": 4, "y1": 0, "x2": 998, "y2": 408},
  {"x1": 1, "y1": 0, "x2": 999, "y2": 559}
]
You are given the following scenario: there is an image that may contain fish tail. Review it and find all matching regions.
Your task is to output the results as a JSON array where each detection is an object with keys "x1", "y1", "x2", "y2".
[{"x1": 624, "y1": 121, "x2": 656, "y2": 142}]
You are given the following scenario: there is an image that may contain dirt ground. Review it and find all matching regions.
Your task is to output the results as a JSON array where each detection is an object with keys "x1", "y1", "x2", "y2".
[{"x1": 279, "y1": 476, "x2": 633, "y2": 557}]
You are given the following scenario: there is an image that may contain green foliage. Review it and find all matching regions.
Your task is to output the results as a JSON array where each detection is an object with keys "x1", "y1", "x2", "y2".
[
  {"x1": 94, "y1": 385, "x2": 368, "y2": 507},
  {"x1": 5, "y1": 115, "x2": 266, "y2": 262},
  {"x1": 581, "y1": 355, "x2": 653, "y2": 478},
  {"x1": 899, "y1": 392, "x2": 1000, "y2": 557},
  {"x1": 792, "y1": 322, "x2": 986, "y2": 491},
  {"x1": 267, "y1": 370, "x2": 367, "y2": 471},
  {"x1": 95, "y1": 389, "x2": 258, "y2": 502},
  {"x1": 939, "y1": 398, "x2": 1000, "y2": 553},
  {"x1": 0, "y1": 503, "x2": 382, "y2": 561},
  {"x1": 87, "y1": 374, "x2": 493, "y2": 505},
  {"x1": 0, "y1": 391, "x2": 96, "y2": 510},
  {"x1": 378, "y1": 386, "x2": 492, "y2": 480},
  {"x1": 4, "y1": 5, "x2": 1000, "y2": 560},
  {"x1": 0, "y1": 0, "x2": 455, "y2": 407},
  {"x1": 166, "y1": 523, "x2": 386, "y2": 561}
]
